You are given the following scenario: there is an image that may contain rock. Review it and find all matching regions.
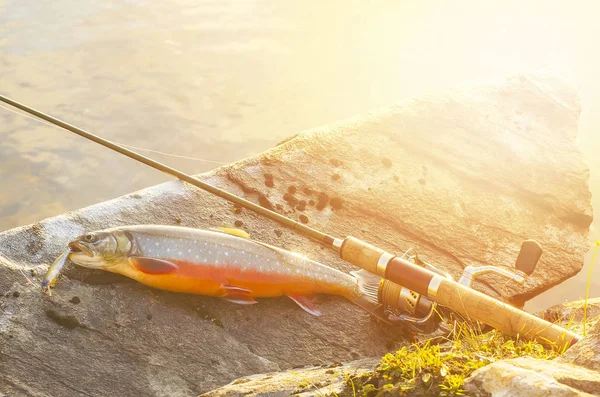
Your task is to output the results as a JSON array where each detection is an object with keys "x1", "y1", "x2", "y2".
[
  {"x1": 463, "y1": 357, "x2": 600, "y2": 397},
  {"x1": 0, "y1": 74, "x2": 592, "y2": 396},
  {"x1": 465, "y1": 302, "x2": 600, "y2": 397},
  {"x1": 557, "y1": 316, "x2": 600, "y2": 371},
  {"x1": 539, "y1": 297, "x2": 600, "y2": 334},
  {"x1": 223, "y1": 74, "x2": 591, "y2": 305},
  {"x1": 211, "y1": 311, "x2": 600, "y2": 397},
  {"x1": 200, "y1": 358, "x2": 378, "y2": 397}
]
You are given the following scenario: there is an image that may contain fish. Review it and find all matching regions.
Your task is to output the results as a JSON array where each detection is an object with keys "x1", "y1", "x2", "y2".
[
  {"x1": 41, "y1": 248, "x2": 71, "y2": 295},
  {"x1": 62, "y1": 225, "x2": 384, "y2": 318}
]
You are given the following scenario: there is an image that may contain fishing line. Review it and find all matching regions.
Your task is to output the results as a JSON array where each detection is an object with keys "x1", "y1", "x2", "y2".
[
  {"x1": 0, "y1": 102, "x2": 227, "y2": 165},
  {"x1": 0, "y1": 94, "x2": 337, "y2": 246},
  {"x1": 116, "y1": 144, "x2": 227, "y2": 164}
]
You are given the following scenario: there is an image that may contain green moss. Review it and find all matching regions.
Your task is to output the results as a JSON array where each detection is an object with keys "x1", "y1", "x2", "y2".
[
  {"x1": 344, "y1": 321, "x2": 561, "y2": 397},
  {"x1": 297, "y1": 381, "x2": 310, "y2": 389}
]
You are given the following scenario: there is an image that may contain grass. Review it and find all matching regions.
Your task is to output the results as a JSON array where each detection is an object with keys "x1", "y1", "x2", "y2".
[
  {"x1": 344, "y1": 321, "x2": 562, "y2": 397},
  {"x1": 583, "y1": 241, "x2": 600, "y2": 335}
]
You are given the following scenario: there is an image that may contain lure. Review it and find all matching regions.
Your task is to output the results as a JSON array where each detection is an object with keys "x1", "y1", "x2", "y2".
[{"x1": 41, "y1": 248, "x2": 71, "y2": 295}]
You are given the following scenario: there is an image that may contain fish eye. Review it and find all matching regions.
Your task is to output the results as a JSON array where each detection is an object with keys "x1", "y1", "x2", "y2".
[{"x1": 84, "y1": 233, "x2": 96, "y2": 243}]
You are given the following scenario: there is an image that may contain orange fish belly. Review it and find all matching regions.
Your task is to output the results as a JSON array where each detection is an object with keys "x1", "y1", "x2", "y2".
[{"x1": 125, "y1": 260, "x2": 344, "y2": 298}]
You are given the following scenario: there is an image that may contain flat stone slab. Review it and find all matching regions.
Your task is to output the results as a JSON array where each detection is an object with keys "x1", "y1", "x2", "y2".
[
  {"x1": 200, "y1": 358, "x2": 378, "y2": 397},
  {"x1": 465, "y1": 318, "x2": 600, "y2": 397},
  {"x1": 0, "y1": 74, "x2": 592, "y2": 396},
  {"x1": 464, "y1": 356, "x2": 600, "y2": 397}
]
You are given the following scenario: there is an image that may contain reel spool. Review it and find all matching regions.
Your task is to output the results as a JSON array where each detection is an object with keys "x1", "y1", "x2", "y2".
[{"x1": 376, "y1": 240, "x2": 543, "y2": 333}]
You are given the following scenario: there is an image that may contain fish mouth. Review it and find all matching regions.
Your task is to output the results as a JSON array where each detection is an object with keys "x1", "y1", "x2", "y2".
[{"x1": 68, "y1": 241, "x2": 93, "y2": 257}]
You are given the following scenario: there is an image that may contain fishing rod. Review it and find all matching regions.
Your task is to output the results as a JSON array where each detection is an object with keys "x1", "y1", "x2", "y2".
[{"x1": 0, "y1": 94, "x2": 581, "y2": 349}]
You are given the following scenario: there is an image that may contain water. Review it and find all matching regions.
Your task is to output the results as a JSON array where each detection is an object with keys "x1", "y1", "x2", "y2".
[{"x1": 0, "y1": 0, "x2": 598, "y2": 311}]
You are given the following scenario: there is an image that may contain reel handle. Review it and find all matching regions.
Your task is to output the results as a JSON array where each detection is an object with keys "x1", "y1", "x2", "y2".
[
  {"x1": 458, "y1": 239, "x2": 542, "y2": 288},
  {"x1": 515, "y1": 239, "x2": 542, "y2": 275}
]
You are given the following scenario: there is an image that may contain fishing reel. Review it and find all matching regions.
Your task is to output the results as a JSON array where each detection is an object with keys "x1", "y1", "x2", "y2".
[{"x1": 375, "y1": 240, "x2": 543, "y2": 333}]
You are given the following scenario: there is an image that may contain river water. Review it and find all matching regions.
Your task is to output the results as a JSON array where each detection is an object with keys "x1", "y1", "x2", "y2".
[{"x1": 0, "y1": 0, "x2": 598, "y2": 311}]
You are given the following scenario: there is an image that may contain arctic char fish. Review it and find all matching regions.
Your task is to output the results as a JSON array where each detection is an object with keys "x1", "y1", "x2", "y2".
[{"x1": 63, "y1": 225, "x2": 382, "y2": 317}]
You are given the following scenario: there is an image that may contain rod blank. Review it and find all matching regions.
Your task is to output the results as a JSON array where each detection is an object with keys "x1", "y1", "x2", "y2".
[{"x1": 0, "y1": 94, "x2": 335, "y2": 246}]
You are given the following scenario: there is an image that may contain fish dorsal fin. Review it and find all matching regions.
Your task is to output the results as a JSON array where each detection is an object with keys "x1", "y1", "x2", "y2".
[
  {"x1": 211, "y1": 227, "x2": 251, "y2": 239},
  {"x1": 287, "y1": 294, "x2": 322, "y2": 316},
  {"x1": 129, "y1": 257, "x2": 179, "y2": 275}
]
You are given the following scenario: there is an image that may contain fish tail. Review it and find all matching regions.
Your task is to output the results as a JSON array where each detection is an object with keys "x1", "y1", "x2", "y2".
[{"x1": 348, "y1": 269, "x2": 390, "y2": 324}]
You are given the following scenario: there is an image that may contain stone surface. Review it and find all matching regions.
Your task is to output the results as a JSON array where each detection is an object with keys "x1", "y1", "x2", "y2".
[
  {"x1": 539, "y1": 297, "x2": 600, "y2": 335},
  {"x1": 206, "y1": 306, "x2": 600, "y2": 397},
  {"x1": 558, "y1": 315, "x2": 600, "y2": 372},
  {"x1": 465, "y1": 303, "x2": 600, "y2": 397},
  {"x1": 200, "y1": 358, "x2": 378, "y2": 397},
  {"x1": 463, "y1": 357, "x2": 600, "y2": 397},
  {"x1": 0, "y1": 74, "x2": 592, "y2": 396}
]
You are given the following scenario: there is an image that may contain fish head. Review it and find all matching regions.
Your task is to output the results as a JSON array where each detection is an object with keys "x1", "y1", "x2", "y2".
[{"x1": 68, "y1": 230, "x2": 132, "y2": 269}]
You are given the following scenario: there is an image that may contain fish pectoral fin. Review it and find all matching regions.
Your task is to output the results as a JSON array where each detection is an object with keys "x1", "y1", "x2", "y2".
[
  {"x1": 222, "y1": 285, "x2": 257, "y2": 305},
  {"x1": 129, "y1": 257, "x2": 179, "y2": 275},
  {"x1": 287, "y1": 294, "x2": 322, "y2": 316},
  {"x1": 223, "y1": 285, "x2": 253, "y2": 294},
  {"x1": 210, "y1": 227, "x2": 251, "y2": 239}
]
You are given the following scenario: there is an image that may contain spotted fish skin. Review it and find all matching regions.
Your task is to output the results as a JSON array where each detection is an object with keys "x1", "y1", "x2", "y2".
[
  {"x1": 123, "y1": 226, "x2": 355, "y2": 298},
  {"x1": 66, "y1": 225, "x2": 381, "y2": 317}
]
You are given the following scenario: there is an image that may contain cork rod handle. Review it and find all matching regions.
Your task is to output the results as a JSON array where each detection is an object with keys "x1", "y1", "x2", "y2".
[{"x1": 433, "y1": 278, "x2": 580, "y2": 348}]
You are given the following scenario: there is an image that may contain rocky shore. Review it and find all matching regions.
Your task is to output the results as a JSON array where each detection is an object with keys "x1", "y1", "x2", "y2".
[{"x1": 0, "y1": 74, "x2": 593, "y2": 396}]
